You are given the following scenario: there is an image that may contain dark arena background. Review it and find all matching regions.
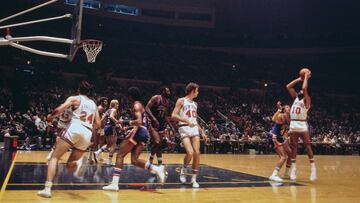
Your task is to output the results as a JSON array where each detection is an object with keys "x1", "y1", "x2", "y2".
[{"x1": 0, "y1": 0, "x2": 360, "y2": 202}]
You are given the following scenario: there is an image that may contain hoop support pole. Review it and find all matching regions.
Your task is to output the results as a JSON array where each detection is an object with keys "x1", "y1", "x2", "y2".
[
  {"x1": 8, "y1": 41, "x2": 69, "y2": 59},
  {"x1": 0, "y1": 14, "x2": 72, "y2": 29},
  {"x1": 0, "y1": 0, "x2": 59, "y2": 23},
  {"x1": 6, "y1": 35, "x2": 73, "y2": 44}
]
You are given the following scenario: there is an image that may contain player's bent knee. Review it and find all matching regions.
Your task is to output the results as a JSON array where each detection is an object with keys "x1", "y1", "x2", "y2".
[
  {"x1": 187, "y1": 150, "x2": 194, "y2": 157},
  {"x1": 280, "y1": 155, "x2": 288, "y2": 161},
  {"x1": 66, "y1": 162, "x2": 77, "y2": 171}
]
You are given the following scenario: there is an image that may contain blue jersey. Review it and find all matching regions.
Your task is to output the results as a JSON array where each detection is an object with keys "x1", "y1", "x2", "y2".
[
  {"x1": 269, "y1": 123, "x2": 288, "y2": 143},
  {"x1": 104, "y1": 109, "x2": 116, "y2": 126},
  {"x1": 104, "y1": 108, "x2": 117, "y2": 136}
]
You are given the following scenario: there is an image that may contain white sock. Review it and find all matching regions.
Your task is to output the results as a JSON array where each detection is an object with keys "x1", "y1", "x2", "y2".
[
  {"x1": 181, "y1": 166, "x2": 187, "y2": 173},
  {"x1": 292, "y1": 163, "x2": 297, "y2": 169},
  {"x1": 310, "y1": 162, "x2": 316, "y2": 169},
  {"x1": 272, "y1": 167, "x2": 280, "y2": 176},
  {"x1": 96, "y1": 148, "x2": 102, "y2": 154},
  {"x1": 191, "y1": 174, "x2": 197, "y2": 182},
  {"x1": 112, "y1": 176, "x2": 120, "y2": 184},
  {"x1": 45, "y1": 181, "x2": 52, "y2": 190},
  {"x1": 145, "y1": 161, "x2": 158, "y2": 173}
]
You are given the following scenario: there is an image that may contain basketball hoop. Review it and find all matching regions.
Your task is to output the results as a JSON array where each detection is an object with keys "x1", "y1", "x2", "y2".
[{"x1": 81, "y1": 39, "x2": 102, "y2": 63}]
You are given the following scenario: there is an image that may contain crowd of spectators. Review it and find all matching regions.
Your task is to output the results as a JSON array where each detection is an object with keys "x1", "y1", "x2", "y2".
[{"x1": 0, "y1": 74, "x2": 359, "y2": 154}]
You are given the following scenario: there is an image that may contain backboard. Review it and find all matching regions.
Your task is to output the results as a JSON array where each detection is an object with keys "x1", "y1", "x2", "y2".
[{"x1": 69, "y1": 0, "x2": 84, "y2": 61}]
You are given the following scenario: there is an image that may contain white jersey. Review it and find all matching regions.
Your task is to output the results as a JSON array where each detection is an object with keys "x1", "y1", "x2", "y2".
[
  {"x1": 58, "y1": 108, "x2": 73, "y2": 129},
  {"x1": 289, "y1": 97, "x2": 309, "y2": 132},
  {"x1": 290, "y1": 97, "x2": 308, "y2": 121},
  {"x1": 178, "y1": 97, "x2": 199, "y2": 137},
  {"x1": 71, "y1": 95, "x2": 97, "y2": 129}
]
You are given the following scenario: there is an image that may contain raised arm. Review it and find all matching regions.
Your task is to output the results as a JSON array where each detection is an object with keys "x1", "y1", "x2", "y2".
[
  {"x1": 302, "y1": 72, "x2": 311, "y2": 109},
  {"x1": 286, "y1": 77, "x2": 302, "y2": 99},
  {"x1": 272, "y1": 101, "x2": 284, "y2": 122}
]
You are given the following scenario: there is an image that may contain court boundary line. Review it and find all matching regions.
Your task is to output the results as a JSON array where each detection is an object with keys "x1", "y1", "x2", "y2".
[
  {"x1": 7, "y1": 181, "x2": 280, "y2": 186},
  {"x1": 0, "y1": 151, "x2": 18, "y2": 200}
]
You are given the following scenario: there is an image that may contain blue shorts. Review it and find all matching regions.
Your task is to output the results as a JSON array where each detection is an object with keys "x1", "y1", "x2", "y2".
[
  {"x1": 126, "y1": 126, "x2": 149, "y2": 145},
  {"x1": 104, "y1": 125, "x2": 114, "y2": 136},
  {"x1": 268, "y1": 131, "x2": 285, "y2": 143}
]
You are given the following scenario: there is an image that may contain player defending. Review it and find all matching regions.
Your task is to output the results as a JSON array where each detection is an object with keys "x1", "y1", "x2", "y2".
[
  {"x1": 285, "y1": 68, "x2": 317, "y2": 181},
  {"x1": 268, "y1": 101, "x2": 291, "y2": 182},
  {"x1": 38, "y1": 81, "x2": 101, "y2": 198},
  {"x1": 94, "y1": 100, "x2": 119, "y2": 165},
  {"x1": 145, "y1": 86, "x2": 171, "y2": 166},
  {"x1": 102, "y1": 87, "x2": 165, "y2": 191},
  {"x1": 171, "y1": 82, "x2": 202, "y2": 188}
]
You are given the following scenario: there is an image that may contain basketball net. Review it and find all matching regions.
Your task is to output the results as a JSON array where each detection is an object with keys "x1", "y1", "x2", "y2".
[{"x1": 81, "y1": 40, "x2": 102, "y2": 63}]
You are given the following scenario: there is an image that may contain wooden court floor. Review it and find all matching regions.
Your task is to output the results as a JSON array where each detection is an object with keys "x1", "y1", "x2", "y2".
[{"x1": 1, "y1": 151, "x2": 360, "y2": 203}]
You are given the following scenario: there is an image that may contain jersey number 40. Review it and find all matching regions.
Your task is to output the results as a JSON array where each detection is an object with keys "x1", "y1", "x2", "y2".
[{"x1": 185, "y1": 110, "x2": 197, "y2": 118}]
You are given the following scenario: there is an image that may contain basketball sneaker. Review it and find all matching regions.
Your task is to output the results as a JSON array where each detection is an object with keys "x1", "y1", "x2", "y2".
[
  {"x1": 37, "y1": 181, "x2": 52, "y2": 198},
  {"x1": 74, "y1": 155, "x2": 87, "y2": 177},
  {"x1": 310, "y1": 167, "x2": 317, "y2": 181},
  {"x1": 180, "y1": 167, "x2": 187, "y2": 183},
  {"x1": 269, "y1": 174, "x2": 284, "y2": 182},
  {"x1": 156, "y1": 165, "x2": 166, "y2": 184},
  {"x1": 290, "y1": 167, "x2": 297, "y2": 180},
  {"x1": 103, "y1": 183, "x2": 119, "y2": 191},
  {"x1": 191, "y1": 176, "x2": 199, "y2": 188},
  {"x1": 37, "y1": 189, "x2": 51, "y2": 198}
]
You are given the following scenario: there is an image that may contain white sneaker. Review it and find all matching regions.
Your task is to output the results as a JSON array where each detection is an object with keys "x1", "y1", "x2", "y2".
[
  {"x1": 74, "y1": 155, "x2": 87, "y2": 177},
  {"x1": 269, "y1": 174, "x2": 284, "y2": 182},
  {"x1": 192, "y1": 181, "x2": 200, "y2": 188},
  {"x1": 94, "y1": 151, "x2": 101, "y2": 162},
  {"x1": 191, "y1": 178, "x2": 199, "y2": 188},
  {"x1": 310, "y1": 167, "x2": 317, "y2": 181},
  {"x1": 283, "y1": 168, "x2": 291, "y2": 179},
  {"x1": 103, "y1": 183, "x2": 119, "y2": 191},
  {"x1": 290, "y1": 167, "x2": 297, "y2": 180},
  {"x1": 156, "y1": 165, "x2": 166, "y2": 184},
  {"x1": 180, "y1": 168, "x2": 186, "y2": 183},
  {"x1": 37, "y1": 189, "x2": 51, "y2": 198}
]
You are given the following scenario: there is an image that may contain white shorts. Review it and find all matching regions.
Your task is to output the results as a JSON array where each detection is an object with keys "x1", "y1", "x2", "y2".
[
  {"x1": 289, "y1": 121, "x2": 309, "y2": 133},
  {"x1": 179, "y1": 126, "x2": 199, "y2": 140},
  {"x1": 61, "y1": 122, "x2": 92, "y2": 151}
]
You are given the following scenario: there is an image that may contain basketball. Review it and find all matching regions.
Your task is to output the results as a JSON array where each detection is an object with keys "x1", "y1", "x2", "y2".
[{"x1": 299, "y1": 68, "x2": 311, "y2": 80}]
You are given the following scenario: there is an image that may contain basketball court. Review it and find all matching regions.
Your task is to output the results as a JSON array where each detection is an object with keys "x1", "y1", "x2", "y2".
[
  {"x1": 1, "y1": 1, "x2": 359, "y2": 203},
  {"x1": 1, "y1": 151, "x2": 360, "y2": 202}
]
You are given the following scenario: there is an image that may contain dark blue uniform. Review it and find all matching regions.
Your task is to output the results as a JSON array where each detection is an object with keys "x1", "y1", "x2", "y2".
[
  {"x1": 104, "y1": 109, "x2": 116, "y2": 136},
  {"x1": 150, "y1": 96, "x2": 169, "y2": 131},
  {"x1": 268, "y1": 123, "x2": 288, "y2": 143}
]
